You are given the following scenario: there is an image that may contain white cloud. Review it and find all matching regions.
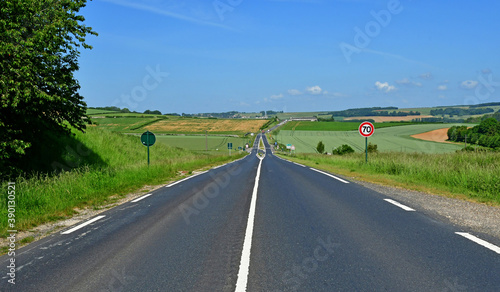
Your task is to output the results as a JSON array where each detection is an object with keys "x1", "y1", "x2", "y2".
[
  {"x1": 270, "y1": 93, "x2": 284, "y2": 99},
  {"x1": 437, "y1": 85, "x2": 448, "y2": 91},
  {"x1": 375, "y1": 81, "x2": 396, "y2": 93},
  {"x1": 396, "y1": 78, "x2": 422, "y2": 87},
  {"x1": 287, "y1": 89, "x2": 302, "y2": 95},
  {"x1": 419, "y1": 72, "x2": 433, "y2": 80},
  {"x1": 461, "y1": 80, "x2": 479, "y2": 89},
  {"x1": 306, "y1": 85, "x2": 322, "y2": 95},
  {"x1": 395, "y1": 78, "x2": 410, "y2": 85}
]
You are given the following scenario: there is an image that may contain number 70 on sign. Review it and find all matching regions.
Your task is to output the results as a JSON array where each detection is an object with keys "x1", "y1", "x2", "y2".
[{"x1": 359, "y1": 122, "x2": 374, "y2": 137}]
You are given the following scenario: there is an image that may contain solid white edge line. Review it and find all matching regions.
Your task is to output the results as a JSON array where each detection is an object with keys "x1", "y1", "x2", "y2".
[
  {"x1": 293, "y1": 162, "x2": 306, "y2": 167},
  {"x1": 131, "y1": 193, "x2": 153, "y2": 203},
  {"x1": 61, "y1": 215, "x2": 106, "y2": 234},
  {"x1": 166, "y1": 171, "x2": 208, "y2": 187},
  {"x1": 310, "y1": 168, "x2": 350, "y2": 184},
  {"x1": 235, "y1": 158, "x2": 263, "y2": 292},
  {"x1": 383, "y1": 199, "x2": 415, "y2": 212},
  {"x1": 456, "y1": 232, "x2": 500, "y2": 254}
]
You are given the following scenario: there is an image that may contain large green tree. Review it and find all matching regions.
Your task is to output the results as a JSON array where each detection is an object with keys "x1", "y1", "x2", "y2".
[{"x1": 0, "y1": 0, "x2": 96, "y2": 177}]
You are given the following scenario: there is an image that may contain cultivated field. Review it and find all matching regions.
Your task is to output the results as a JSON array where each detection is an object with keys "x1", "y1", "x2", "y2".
[
  {"x1": 144, "y1": 118, "x2": 267, "y2": 135},
  {"x1": 280, "y1": 121, "x2": 415, "y2": 131},
  {"x1": 343, "y1": 115, "x2": 433, "y2": 122},
  {"x1": 411, "y1": 128, "x2": 453, "y2": 143},
  {"x1": 274, "y1": 124, "x2": 473, "y2": 154}
]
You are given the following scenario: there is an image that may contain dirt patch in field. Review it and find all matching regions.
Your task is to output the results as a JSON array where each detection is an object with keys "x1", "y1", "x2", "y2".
[
  {"x1": 145, "y1": 119, "x2": 268, "y2": 133},
  {"x1": 411, "y1": 128, "x2": 452, "y2": 143},
  {"x1": 344, "y1": 115, "x2": 433, "y2": 122}
]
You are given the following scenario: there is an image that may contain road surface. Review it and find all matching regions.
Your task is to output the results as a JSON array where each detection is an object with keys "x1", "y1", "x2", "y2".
[{"x1": 1, "y1": 134, "x2": 499, "y2": 291}]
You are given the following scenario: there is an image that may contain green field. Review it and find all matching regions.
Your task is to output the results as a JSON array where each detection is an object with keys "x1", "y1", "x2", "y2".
[
  {"x1": 273, "y1": 124, "x2": 473, "y2": 154},
  {"x1": 152, "y1": 135, "x2": 251, "y2": 152},
  {"x1": 280, "y1": 121, "x2": 415, "y2": 131}
]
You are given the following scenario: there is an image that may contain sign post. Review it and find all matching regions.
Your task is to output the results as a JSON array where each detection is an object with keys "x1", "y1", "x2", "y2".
[
  {"x1": 141, "y1": 131, "x2": 156, "y2": 166},
  {"x1": 358, "y1": 122, "x2": 374, "y2": 163},
  {"x1": 228, "y1": 142, "x2": 233, "y2": 155}
]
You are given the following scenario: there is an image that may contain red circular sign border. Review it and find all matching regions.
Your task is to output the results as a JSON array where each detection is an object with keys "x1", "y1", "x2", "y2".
[{"x1": 359, "y1": 121, "x2": 375, "y2": 137}]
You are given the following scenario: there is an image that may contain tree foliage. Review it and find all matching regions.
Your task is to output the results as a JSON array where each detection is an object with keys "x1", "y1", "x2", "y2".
[
  {"x1": 332, "y1": 144, "x2": 354, "y2": 155},
  {"x1": 447, "y1": 118, "x2": 500, "y2": 149},
  {"x1": 316, "y1": 141, "x2": 325, "y2": 154},
  {"x1": 0, "y1": 0, "x2": 97, "y2": 177}
]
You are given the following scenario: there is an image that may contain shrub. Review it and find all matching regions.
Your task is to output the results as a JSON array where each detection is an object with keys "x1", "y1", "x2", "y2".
[
  {"x1": 332, "y1": 144, "x2": 354, "y2": 155},
  {"x1": 316, "y1": 141, "x2": 325, "y2": 154},
  {"x1": 367, "y1": 142, "x2": 378, "y2": 153}
]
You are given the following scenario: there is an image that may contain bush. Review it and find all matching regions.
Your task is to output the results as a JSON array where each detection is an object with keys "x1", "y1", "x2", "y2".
[
  {"x1": 367, "y1": 142, "x2": 378, "y2": 153},
  {"x1": 316, "y1": 141, "x2": 325, "y2": 154},
  {"x1": 332, "y1": 144, "x2": 354, "y2": 155}
]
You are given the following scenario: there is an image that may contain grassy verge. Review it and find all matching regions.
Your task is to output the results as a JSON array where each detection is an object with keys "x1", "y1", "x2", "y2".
[
  {"x1": 0, "y1": 127, "x2": 245, "y2": 237},
  {"x1": 277, "y1": 151, "x2": 500, "y2": 205}
]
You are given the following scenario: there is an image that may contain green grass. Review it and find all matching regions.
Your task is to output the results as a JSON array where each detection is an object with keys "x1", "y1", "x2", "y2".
[
  {"x1": 0, "y1": 127, "x2": 245, "y2": 237},
  {"x1": 154, "y1": 135, "x2": 250, "y2": 151},
  {"x1": 280, "y1": 152, "x2": 500, "y2": 205},
  {"x1": 273, "y1": 124, "x2": 474, "y2": 154},
  {"x1": 280, "y1": 121, "x2": 416, "y2": 131}
]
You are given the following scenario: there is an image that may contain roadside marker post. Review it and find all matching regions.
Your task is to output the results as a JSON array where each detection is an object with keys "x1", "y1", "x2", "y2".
[
  {"x1": 359, "y1": 122, "x2": 374, "y2": 163},
  {"x1": 141, "y1": 131, "x2": 156, "y2": 166},
  {"x1": 228, "y1": 142, "x2": 233, "y2": 156}
]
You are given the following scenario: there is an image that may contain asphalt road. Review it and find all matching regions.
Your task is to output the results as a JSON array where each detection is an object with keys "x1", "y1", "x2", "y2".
[{"x1": 1, "y1": 134, "x2": 499, "y2": 291}]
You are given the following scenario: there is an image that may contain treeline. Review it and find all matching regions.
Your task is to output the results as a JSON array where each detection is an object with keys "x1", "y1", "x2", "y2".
[
  {"x1": 447, "y1": 118, "x2": 500, "y2": 149},
  {"x1": 430, "y1": 107, "x2": 494, "y2": 117},
  {"x1": 465, "y1": 110, "x2": 500, "y2": 123},
  {"x1": 89, "y1": 106, "x2": 165, "y2": 115},
  {"x1": 189, "y1": 111, "x2": 240, "y2": 118},
  {"x1": 260, "y1": 110, "x2": 284, "y2": 116},
  {"x1": 328, "y1": 107, "x2": 420, "y2": 117}
]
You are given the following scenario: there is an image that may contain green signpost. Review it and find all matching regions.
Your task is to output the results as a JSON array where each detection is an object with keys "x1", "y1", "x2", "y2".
[
  {"x1": 141, "y1": 131, "x2": 156, "y2": 166},
  {"x1": 359, "y1": 122, "x2": 374, "y2": 163}
]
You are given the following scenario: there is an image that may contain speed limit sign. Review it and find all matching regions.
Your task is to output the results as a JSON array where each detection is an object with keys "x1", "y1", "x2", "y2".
[{"x1": 359, "y1": 121, "x2": 374, "y2": 137}]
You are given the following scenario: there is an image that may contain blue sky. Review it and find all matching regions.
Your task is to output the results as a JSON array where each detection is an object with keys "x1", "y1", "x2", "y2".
[{"x1": 76, "y1": 0, "x2": 500, "y2": 114}]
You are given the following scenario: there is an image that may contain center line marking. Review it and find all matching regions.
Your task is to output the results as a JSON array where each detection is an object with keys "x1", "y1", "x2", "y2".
[
  {"x1": 61, "y1": 216, "x2": 106, "y2": 234},
  {"x1": 384, "y1": 199, "x2": 415, "y2": 211},
  {"x1": 235, "y1": 157, "x2": 263, "y2": 292},
  {"x1": 456, "y1": 232, "x2": 500, "y2": 254}
]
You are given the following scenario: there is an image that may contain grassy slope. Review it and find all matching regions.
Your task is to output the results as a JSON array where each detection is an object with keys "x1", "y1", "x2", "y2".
[
  {"x1": 279, "y1": 152, "x2": 500, "y2": 205},
  {"x1": 280, "y1": 121, "x2": 415, "y2": 131},
  {"x1": 0, "y1": 127, "x2": 245, "y2": 237}
]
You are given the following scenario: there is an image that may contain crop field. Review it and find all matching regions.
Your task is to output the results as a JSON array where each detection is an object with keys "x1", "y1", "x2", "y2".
[
  {"x1": 280, "y1": 121, "x2": 416, "y2": 131},
  {"x1": 89, "y1": 115, "x2": 268, "y2": 136},
  {"x1": 343, "y1": 115, "x2": 434, "y2": 122},
  {"x1": 154, "y1": 135, "x2": 250, "y2": 151},
  {"x1": 89, "y1": 117, "x2": 162, "y2": 132},
  {"x1": 273, "y1": 124, "x2": 474, "y2": 154},
  {"x1": 144, "y1": 118, "x2": 268, "y2": 135}
]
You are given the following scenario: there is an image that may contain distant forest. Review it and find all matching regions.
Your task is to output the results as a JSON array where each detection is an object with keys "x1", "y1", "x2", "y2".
[
  {"x1": 430, "y1": 107, "x2": 494, "y2": 117},
  {"x1": 328, "y1": 107, "x2": 421, "y2": 117}
]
